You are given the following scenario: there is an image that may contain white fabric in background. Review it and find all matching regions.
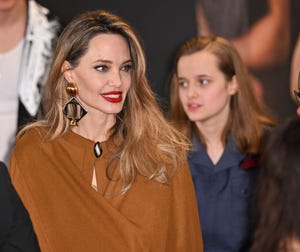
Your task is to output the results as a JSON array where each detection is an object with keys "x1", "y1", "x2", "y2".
[
  {"x1": 0, "y1": 40, "x2": 24, "y2": 165},
  {"x1": 18, "y1": 0, "x2": 60, "y2": 116}
]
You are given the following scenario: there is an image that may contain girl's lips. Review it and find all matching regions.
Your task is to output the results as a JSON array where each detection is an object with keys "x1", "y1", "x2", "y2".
[
  {"x1": 187, "y1": 103, "x2": 201, "y2": 111},
  {"x1": 101, "y1": 91, "x2": 123, "y2": 103}
]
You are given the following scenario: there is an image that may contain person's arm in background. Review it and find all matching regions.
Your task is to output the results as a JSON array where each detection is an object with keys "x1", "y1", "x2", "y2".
[
  {"x1": 290, "y1": 35, "x2": 300, "y2": 101},
  {"x1": 0, "y1": 162, "x2": 40, "y2": 252},
  {"x1": 196, "y1": 0, "x2": 290, "y2": 70},
  {"x1": 233, "y1": 0, "x2": 290, "y2": 70}
]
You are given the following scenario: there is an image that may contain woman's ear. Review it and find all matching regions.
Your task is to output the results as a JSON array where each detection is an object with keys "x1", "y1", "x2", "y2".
[
  {"x1": 228, "y1": 75, "x2": 238, "y2": 95},
  {"x1": 61, "y1": 61, "x2": 73, "y2": 82}
]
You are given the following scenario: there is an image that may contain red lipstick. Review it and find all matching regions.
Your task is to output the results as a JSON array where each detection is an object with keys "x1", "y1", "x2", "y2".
[{"x1": 101, "y1": 91, "x2": 123, "y2": 103}]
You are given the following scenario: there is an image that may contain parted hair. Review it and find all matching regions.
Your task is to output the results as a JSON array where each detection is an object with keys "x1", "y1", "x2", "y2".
[
  {"x1": 17, "y1": 10, "x2": 189, "y2": 194},
  {"x1": 168, "y1": 35, "x2": 275, "y2": 153},
  {"x1": 251, "y1": 117, "x2": 300, "y2": 252}
]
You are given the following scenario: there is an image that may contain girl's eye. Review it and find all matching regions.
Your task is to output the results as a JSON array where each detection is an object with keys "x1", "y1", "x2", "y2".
[
  {"x1": 199, "y1": 79, "x2": 209, "y2": 86},
  {"x1": 121, "y1": 64, "x2": 132, "y2": 72},
  {"x1": 178, "y1": 81, "x2": 188, "y2": 88},
  {"x1": 95, "y1": 65, "x2": 108, "y2": 72}
]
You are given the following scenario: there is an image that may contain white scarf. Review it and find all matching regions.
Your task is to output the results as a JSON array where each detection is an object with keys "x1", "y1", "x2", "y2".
[{"x1": 18, "y1": 0, "x2": 60, "y2": 116}]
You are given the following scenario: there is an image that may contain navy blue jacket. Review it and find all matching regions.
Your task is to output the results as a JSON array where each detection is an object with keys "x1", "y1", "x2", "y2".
[{"x1": 189, "y1": 135, "x2": 258, "y2": 252}]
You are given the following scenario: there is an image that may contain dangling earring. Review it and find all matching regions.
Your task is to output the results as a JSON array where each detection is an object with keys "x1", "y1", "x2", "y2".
[{"x1": 63, "y1": 82, "x2": 87, "y2": 126}]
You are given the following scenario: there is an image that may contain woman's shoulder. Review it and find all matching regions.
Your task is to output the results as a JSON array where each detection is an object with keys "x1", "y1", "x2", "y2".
[
  {"x1": 14, "y1": 128, "x2": 47, "y2": 153},
  {"x1": 169, "y1": 161, "x2": 193, "y2": 186},
  {"x1": 10, "y1": 128, "x2": 52, "y2": 173}
]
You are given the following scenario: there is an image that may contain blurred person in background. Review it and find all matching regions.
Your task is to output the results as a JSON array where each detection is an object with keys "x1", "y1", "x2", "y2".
[
  {"x1": 251, "y1": 117, "x2": 300, "y2": 252},
  {"x1": 0, "y1": 0, "x2": 60, "y2": 165}
]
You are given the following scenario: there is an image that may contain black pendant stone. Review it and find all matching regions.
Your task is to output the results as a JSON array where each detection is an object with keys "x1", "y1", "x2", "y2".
[{"x1": 94, "y1": 142, "x2": 102, "y2": 158}]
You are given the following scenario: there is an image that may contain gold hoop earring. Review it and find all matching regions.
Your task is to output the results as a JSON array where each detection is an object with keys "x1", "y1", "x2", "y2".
[{"x1": 63, "y1": 82, "x2": 87, "y2": 126}]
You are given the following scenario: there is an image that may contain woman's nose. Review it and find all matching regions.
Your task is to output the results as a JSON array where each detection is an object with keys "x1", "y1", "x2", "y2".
[{"x1": 108, "y1": 70, "x2": 122, "y2": 87}]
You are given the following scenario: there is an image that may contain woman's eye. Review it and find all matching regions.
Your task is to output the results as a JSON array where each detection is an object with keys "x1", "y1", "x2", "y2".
[
  {"x1": 121, "y1": 64, "x2": 132, "y2": 72},
  {"x1": 95, "y1": 65, "x2": 108, "y2": 72}
]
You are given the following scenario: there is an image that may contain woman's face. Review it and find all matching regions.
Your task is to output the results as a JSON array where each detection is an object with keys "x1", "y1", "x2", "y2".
[
  {"x1": 177, "y1": 50, "x2": 237, "y2": 126},
  {"x1": 63, "y1": 33, "x2": 132, "y2": 117}
]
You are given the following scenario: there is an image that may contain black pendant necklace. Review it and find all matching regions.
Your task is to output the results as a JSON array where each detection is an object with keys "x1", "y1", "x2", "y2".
[{"x1": 94, "y1": 141, "x2": 102, "y2": 158}]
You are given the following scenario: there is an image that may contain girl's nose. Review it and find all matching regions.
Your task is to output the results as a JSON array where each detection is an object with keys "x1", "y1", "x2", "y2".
[{"x1": 187, "y1": 84, "x2": 198, "y2": 98}]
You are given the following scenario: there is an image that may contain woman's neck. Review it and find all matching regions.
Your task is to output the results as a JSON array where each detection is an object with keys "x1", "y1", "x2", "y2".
[{"x1": 72, "y1": 113, "x2": 116, "y2": 143}]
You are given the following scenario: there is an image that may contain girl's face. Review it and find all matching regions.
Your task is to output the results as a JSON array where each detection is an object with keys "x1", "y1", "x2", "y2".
[
  {"x1": 177, "y1": 50, "x2": 237, "y2": 126},
  {"x1": 63, "y1": 33, "x2": 132, "y2": 117}
]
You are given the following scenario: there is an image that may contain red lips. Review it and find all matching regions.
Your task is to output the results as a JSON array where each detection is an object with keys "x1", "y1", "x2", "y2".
[{"x1": 101, "y1": 91, "x2": 123, "y2": 103}]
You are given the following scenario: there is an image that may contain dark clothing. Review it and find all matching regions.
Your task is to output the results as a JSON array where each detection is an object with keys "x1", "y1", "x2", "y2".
[
  {"x1": 17, "y1": 100, "x2": 35, "y2": 130},
  {"x1": 199, "y1": 0, "x2": 249, "y2": 38},
  {"x1": 189, "y1": 135, "x2": 258, "y2": 251},
  {"x1": 0, "y1": 162, "x2": 40, "y2": 252}
]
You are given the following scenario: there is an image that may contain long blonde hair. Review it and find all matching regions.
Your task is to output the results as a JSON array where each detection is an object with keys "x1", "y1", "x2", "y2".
[
  {"x1": 169, "y1": 36, "x2": 275, "y2": 153},
  {"x1": 18, "y1": 10, "x2": 189, "y2": 194}
]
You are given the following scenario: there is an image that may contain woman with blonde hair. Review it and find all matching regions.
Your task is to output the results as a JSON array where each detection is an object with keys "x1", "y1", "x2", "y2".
[
  {"x1": 9, "y1": 10, "x2": 203, "y2": 252},
  {"x1": 169, "y1": 35, "x2": 275, "y2": 251}
]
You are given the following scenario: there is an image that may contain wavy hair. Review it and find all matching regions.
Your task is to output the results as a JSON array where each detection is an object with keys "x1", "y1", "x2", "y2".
[
  {"x1": 18, "y1": 10, "x2": 189, "y2": 194},
  {"x1": 251, "y1": 117, "x2": 300, "y2": 252},
  {"x1": 168, "y1": 35, "x2": 275, "y2": 153}
]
